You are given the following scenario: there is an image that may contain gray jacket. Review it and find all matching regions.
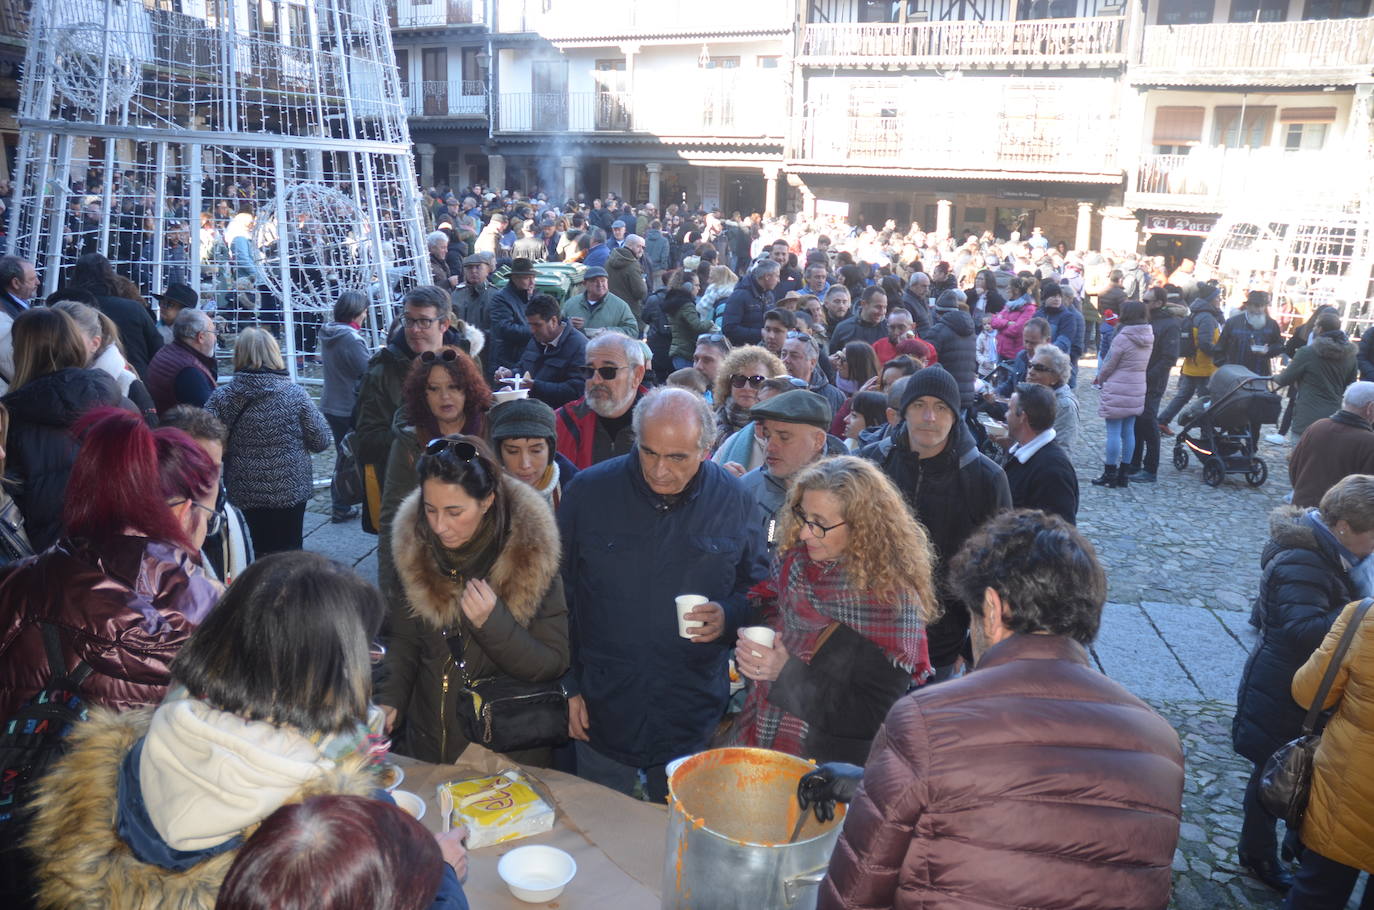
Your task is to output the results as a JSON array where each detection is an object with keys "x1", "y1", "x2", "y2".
[
  {"x1": 740, "y1": 465, "x2": 789, "y2": 549},
  {"x1": 318, "y1": 322, "x2": 371, "y2": 418}
]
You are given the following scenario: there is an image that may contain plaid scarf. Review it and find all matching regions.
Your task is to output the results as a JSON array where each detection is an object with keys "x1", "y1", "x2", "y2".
[{"x1": 729, "y1": 545, "x2": 930, "y2": 757}]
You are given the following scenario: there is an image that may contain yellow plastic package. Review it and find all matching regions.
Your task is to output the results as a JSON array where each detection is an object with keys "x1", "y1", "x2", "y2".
[{"x1": 437, "y1": 769, "x2": 556, "y2": 848}]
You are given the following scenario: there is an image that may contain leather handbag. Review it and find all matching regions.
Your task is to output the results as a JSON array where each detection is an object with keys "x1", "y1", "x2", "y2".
[
  {"x1": 446, "y1": 628, "x2": 568, "y2": 754},
  {"x1": 1259, "y1": 597, "x2": 1372, "y2": 826}
]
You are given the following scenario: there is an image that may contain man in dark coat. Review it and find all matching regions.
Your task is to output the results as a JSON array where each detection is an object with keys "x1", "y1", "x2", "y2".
[
  {"x1": 868, "y1": 366, "x2": 1010, "y2": 680},
  {"x1": 920, "y1": 289, "x2": 978, "y2": 412},
  {"x1": 722, "y1": 260, "x2": 780, "y2": 346},
  {"x1": 452, "y1": 254, "x2": 493, "y2": 330},
  {"x1": 69, "y1": 253, "x2": 163, "y2": 379},
  {"x1": 1128, "y1": 287, "x2": 1184, "y2": 483},
  {"x1": 1002, "y1": 383, "x2": 1078, "y2": 523},
  {"x1": 488, "y1": 257, "x2": 537, "y2": 377},
  {"x1": 818, "y1": 510, "x2": 1183, "y2": 910},
  {"x1": 1039, "y1": 282, "x2": 1085, "y2": 386},
  {"x1": 1215, "y1": 290, "x2": 1284, "y2": 376},
  {"x1": 559, "y1": 388, "x2": 767, "y2": 803},
  {"x1": 510, "y1": 293, "x2": 587, "y2": 408},
  {"x1": 829, "y1": 286, "x2": 888, "y2": 354},
  {"x1": 898, "y1": 272, "x2": 933, "y2": 333},
  {"x1": 1288, "y1": 380, "x2": 1374, "y2": 508}
]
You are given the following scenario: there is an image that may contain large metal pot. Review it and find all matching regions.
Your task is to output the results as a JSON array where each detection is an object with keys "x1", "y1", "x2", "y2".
[{"x1": 661, "y1": 747, "x2": 845, "y2": 910}]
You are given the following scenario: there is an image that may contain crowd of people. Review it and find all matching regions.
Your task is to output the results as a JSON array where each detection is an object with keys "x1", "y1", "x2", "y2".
[{"x1": 0, "y1": 177, "x2": 1370, "y2": 910}]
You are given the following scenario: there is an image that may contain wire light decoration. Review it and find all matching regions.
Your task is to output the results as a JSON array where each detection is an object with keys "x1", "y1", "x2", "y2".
[{"x1": 6, "y1": 0, "x2": 431, "y2": 378}]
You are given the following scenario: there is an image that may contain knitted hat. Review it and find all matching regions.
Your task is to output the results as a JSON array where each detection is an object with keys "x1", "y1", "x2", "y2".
[
  {"x1": 489, "y1": 398, "x2": 557, "y2": 444},
  {"x1": 900, "y1": 366, "x2": 961, "y2": 418}
]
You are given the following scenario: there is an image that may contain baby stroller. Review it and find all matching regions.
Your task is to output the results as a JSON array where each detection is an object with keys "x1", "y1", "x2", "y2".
[{"x1": 1172, "y1": 364, "x2": 1282, "y2": 487}]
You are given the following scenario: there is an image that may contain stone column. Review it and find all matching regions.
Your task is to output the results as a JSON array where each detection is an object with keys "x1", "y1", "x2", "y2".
[
  {"x1": 935, "y1": 198, "x2": 952, "y2": 238},
  {"x1": 646, "y1": 162, "x2": 662, "y2": 209},
  {"x1": 561, "y1": 155, "x2": 578, "y2": 204},
  {"x1": 763, "y1": 166, "x2": 779, "y2": 217},
  {"x1": 1100, "y1": 205, "x2": 1140, "y2": 254},
  {"x1": 488, "y1": 153, "x2": 506, "y2": 194},
  {"x1": 1075, "y1": 202, "x2": 1094, "y2": 252},
  {"x1": 416, "y1": 143, "x2": 436, "y2": 190}
]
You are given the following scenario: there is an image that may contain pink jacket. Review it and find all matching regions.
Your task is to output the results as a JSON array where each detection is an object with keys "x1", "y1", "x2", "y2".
[
  {"x1": 989, "y1": 299, "x2": 1037, "y2": 361},
  {"x1": 1095, "y1": 323, "x2": 1154, "y2": 419}
]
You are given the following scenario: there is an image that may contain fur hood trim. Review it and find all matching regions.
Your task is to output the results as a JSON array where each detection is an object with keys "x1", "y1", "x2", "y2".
[
  {"x1": 392, "y1": 477, "x2": 560, "y2": 629},
  {"x1": 1268, "y1": 505, "x2": 1320, "y2": 553},
  {"x1": 1313, "y1": 330, "x2": 1355, "y2": 361},
  {"x1": 453, "y1": 319, "x2": 485, "y2": 359},
  {"x1": 26, "y1": 707, "x2": 378, "y2": 910}
]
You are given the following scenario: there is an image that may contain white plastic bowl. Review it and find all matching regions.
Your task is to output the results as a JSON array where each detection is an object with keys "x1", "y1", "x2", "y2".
[
  {"x1": 492, "y1": 388, "x2": 530, "y2": 404},
  {"x1": 390, "y1": 788, "x2": 425, "y2": 821},
  {"x1": 497, "y1": 845, "x2": 577, "y2": 903}
]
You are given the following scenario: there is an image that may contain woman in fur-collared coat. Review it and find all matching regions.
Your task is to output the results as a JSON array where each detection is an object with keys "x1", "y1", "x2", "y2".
[{"x1": 376, "y1": 435, "x2": 569, "y2": 766}]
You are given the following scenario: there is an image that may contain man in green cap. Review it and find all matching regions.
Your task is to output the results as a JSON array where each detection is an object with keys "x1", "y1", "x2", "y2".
[{"x1": 741, "y1": 389, "x2": 834, "y2": 549}]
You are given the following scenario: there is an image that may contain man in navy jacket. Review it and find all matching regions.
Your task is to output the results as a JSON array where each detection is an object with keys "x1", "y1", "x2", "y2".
[{"x1": 558, "y1": 388, "x2": 767, "y2": 801}]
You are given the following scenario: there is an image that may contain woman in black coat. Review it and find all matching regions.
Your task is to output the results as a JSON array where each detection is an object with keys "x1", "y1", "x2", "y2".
[
  {"x1": 1231, "y1": 477, "x2": 1374, "y2": 893},
  {"x1": 2, "y1": 308, "x2": 124, "y2": 550}
]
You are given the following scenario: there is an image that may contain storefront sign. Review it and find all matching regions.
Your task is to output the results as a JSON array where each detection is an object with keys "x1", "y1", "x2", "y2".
[
  {"x1": 998, "y1": 190, "x2": 1041, "y2": 200},
  {"x1": 1145, "y1": 214, "x2": 1218, "y2": 237},
  {"x1": 814, "y1": 198, "x2": 850, "y2": 218}
]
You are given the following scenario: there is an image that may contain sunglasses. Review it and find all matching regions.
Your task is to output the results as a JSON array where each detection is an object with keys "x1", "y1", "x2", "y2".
[
  {"x1": 1029, "y1": 362, "x2": 1053, "y2": 373},
  {"x1": 419, "y1": 349, "x2": 459, "y2": 364},
  {"x1": 730, "y1": 373, "x2": 767, "y2": 389},
  {"x1": 579, "y1": 364, "x2": 626, "y2": 380},
  {"x1": 425, "y1": 437, "x2": 478, "y2": 460},
  {"x1": 699, "y1": 333, "x2": 730, "y2": 346}
]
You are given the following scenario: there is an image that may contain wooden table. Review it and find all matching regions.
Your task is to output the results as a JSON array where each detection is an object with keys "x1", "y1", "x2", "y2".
[{"x1": 391, "y1": 747, "x2": 668, "y2": 908}]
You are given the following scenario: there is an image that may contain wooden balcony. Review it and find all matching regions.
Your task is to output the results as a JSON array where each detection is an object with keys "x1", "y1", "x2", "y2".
[
  {"x1": 494, "y1": 90, "x2": 784, "y2": 138},
  {"x1": 403, "y1": 79, "x2": 488, "y2": 118},
  {"x1": 1128, "y1": 149, "x2": 1364, "y2": 212},
  {"x1": 798, "y1": 16, "x2": 1126, "y2": 68},
  {"x1": 493, "y1": 0, "x2": 789, "y2": 39},
  {"x1": 0, "y1": 0, "x2": 29, "y2": 46},
  {"x1": 1134, "y1": 18, "x2": 1374, "y2": 86},
  {"x1": 793, "y1": 113, "x2": 1120, "y2": 180}
]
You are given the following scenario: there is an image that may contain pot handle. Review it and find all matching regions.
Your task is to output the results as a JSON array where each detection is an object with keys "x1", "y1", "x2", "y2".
[{"x1": 783, "y1": 865, "x2": 829, "y2": 906}]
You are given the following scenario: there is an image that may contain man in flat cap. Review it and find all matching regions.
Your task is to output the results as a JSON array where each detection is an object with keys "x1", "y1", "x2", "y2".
[
  {"x1": 453, "y1": 253, "x2": 493, "y2": 331},
  {"x1": 741, "y1": 389, "x2": 835, "y2": 549},
  {"x1": 561, "y1": 265, "x2": 639, "y2": 339}
]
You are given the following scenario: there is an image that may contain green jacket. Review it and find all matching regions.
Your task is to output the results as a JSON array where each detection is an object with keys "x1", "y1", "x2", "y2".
[
  {"x1": 607, "y1": 246, "x2": 648, "y2": 324},
  {"x1": 1275, "y1": 331, "x2": 1358, "y2": 437},
  {"x1": 561, "y1": 291, "x2": 640, "y2": 339},
  {"x1": 668, "y1": 291, "x2": 716, "y2": 361}
]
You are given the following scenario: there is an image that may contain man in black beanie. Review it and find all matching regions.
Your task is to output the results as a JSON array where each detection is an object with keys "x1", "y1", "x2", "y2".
[{"x1": 866, "y1": 365, "x2": 1010, "y2": 682}]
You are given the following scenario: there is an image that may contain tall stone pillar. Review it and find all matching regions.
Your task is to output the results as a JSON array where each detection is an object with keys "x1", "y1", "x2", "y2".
[
  {"x1": 1075, "y1": 202, "x2": 1094, "y2": 252},
  {"x1": 488, "y1": 153, "x2": 506, "y2": 194},
  {"x1": 561, "y1": 156, "x2": 578, "y2": 205},
  {"x1": 416, "y1": 143, "x2": 436, "y2": 190},
  {"x1": 935, "y1": 198, "x2": 952, "y2": 238},
  {"x1": 646, "y1": 162, "x2": 662, "y2": 209},
  {"x1": 763, "y1": 166, "x2": 779, "y2": 217}
]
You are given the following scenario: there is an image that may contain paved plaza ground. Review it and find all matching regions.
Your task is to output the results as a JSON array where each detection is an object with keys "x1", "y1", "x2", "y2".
[{"x1": 297, "y1": 356, "x2": 1368, "y2": 908}]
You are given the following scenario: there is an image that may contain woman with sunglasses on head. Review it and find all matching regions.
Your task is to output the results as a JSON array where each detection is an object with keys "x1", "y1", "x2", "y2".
[
  {"x1": 377, "y1": 347, "x2": 492, "y2": 619},
  {"x1": 710, "y1": 344, "x2": 785, "y2": 452},
  {"x1": 376, "y1": 436, "x2": 569, "y2": 765},
  {"x1": 727, "y1": 456, "x2": 936, "y2": 764},
  {"x1": 0, "y1": 407, "x2": 223, "y2": 722},
  {"x1": 205, "y1": 328, "x2": 332, "y2": 556}
]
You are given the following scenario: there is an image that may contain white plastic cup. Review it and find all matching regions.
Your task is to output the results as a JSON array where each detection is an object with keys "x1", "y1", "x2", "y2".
[
  {"x1": 740, "y1": 626, "x2": 776, "y2": 657},
  {"x1": 676, "y1": 595, "x2": 708, "y2": 638}
]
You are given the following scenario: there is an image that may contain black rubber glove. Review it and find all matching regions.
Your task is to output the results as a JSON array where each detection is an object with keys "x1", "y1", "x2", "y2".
[{"x1": 796, "y1": 762, "x2": 864, "y2": 823}]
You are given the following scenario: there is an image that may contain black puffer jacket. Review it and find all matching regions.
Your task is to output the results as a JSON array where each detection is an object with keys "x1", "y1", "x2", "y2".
[
  {"x1": 1233, "y1": 506, "x2": 1356, "y2": 764},
  {"x1": 868, "y1": 419, "x2": 1011, "y2": 667},
  {"x1": 922, "y1": 307, "x2": 978, "y2": 409},
  {"x1": 2, "y1": 368, "x2": 122, "y2": 550}
]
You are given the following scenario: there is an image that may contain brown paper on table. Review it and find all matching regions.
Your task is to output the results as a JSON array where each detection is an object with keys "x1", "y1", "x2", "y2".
[{"x1": 392, "y1": 745, "x2": 667, "y2": 909}]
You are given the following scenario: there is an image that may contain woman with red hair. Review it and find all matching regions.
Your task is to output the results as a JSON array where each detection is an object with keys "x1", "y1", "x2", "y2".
[
  {"x1": 0, "y1": 407, "x2": 223, "y2": 721},
  {"x1": 376, "y1": 347, "x2": 492, "y2": 614}
]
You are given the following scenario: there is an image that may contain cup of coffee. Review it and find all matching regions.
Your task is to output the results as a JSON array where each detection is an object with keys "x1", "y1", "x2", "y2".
[
  {"x1": 675, "y1": 595, "x2": 708, "y2": 639},
  {"x1": 740, "y1": 626, "x2": 776, "y2": 657}
]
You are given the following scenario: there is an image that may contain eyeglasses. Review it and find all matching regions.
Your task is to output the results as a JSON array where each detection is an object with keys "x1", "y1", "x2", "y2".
[
  {"x1": 403, "y1": 316, "x2": 438, "y2": 330},
  {"x1": 792, "y1": 506, "x2": 846, "y2": 539},
  {"x1": 1029, "y1": 362, "x2": 1053, "y2": 373},
  {"x1": 579, "y1": 364, "x2": 627, "y2": 380},
  {"x1": 174, "y1": 500, "x2": 222, "y2": 537},
  {"x1": 419, "y1": 348, "x2": 459, "y2": 364},
  {"x1": 730, "y1": 373, "x2": 767, "y2": 389}
]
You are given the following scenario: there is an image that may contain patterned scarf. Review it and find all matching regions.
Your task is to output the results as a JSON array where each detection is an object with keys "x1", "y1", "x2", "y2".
[{"x1": 729, "y1": 545, "x2": 930, "y2": 757}]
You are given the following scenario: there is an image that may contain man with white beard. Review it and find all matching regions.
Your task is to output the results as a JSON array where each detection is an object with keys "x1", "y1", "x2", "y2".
[{"x1": 554, "y1": 332, "x2": 649, "y2": 470}]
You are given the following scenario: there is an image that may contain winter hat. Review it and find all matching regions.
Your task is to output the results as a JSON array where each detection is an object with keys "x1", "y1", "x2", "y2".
[
  {"x1": 900, "y1": 366, "x2": 961, "y2": 418},
  {"x1": 489, "y1": 397, "x2": 557, "y2": 445},
  {"x1": 1197, "y1": 283, "x2": 1220, "y2": 303},
  {"x1": 934, "y1": 289, "x2": 966, "y2": 312},
  {"x1": 1040, "y1": 282, "x2": 1062, "y2": 301}
]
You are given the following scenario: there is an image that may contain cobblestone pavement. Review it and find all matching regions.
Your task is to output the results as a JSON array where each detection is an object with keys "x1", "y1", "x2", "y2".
[{"x1": 296, "y1": 357, "x2": 1368, "y2": 908}]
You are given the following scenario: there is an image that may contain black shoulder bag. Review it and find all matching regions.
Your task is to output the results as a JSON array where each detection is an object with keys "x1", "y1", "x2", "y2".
[
  {"x1": 1259, "y1": 597, "x2": 1373, "y2": 826},
  {"x1": 445, "y1": 623, "x2": 568, "y2": 755}
]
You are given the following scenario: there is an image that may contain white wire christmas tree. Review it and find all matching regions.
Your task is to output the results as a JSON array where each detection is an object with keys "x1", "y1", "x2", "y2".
[{"x1": 6, "y1": 0, "x2": 430, "y2": 375}]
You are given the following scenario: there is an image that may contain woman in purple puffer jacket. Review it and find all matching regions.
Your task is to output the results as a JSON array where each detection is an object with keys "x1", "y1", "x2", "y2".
[{"x1": 1092, "y1": 299, "x2": 1153, "y2": 489}]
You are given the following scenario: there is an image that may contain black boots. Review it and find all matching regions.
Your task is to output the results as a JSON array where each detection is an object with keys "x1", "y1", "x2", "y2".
[
  {"x1": 1116, "y1": 462, "x2": 1131, "y2": 488},
  {"x1": 1091, "y1": 465, "x2": 1117, "y2": 487}
]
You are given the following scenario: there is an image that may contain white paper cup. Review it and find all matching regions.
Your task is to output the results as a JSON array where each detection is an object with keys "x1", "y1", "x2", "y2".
[
  {"x1": 740, "y1": 626, "x2": 776, "y2": 657},
  {"x1": 676, "y1": 595, "x2": 708, "y2": 638}
]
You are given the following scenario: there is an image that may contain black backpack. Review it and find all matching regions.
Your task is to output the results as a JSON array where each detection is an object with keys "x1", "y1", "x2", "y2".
[
  {"x1": 0, "y1": 624, "x2": 93, "y2": 835},
  {"x1": 1179, "y1": 314, "x2": 1198, "y2": 359}
]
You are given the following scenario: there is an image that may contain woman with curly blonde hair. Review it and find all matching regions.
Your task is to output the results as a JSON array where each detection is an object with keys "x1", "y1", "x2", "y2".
[
  {"x1": 729, "y1": 456, "x2": 936, "y2": 763},
  {"x1": 711, "y1": 344, "x2": 785, "y2": 445}
]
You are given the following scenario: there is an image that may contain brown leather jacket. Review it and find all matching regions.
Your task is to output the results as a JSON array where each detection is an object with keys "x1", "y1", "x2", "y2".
[
  {"x1": 820, "y1": 634, "x2": 1184, "y2": 910},
  {"x1": 0, "y1": 535, "x2": 223, "y2": 720}
]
